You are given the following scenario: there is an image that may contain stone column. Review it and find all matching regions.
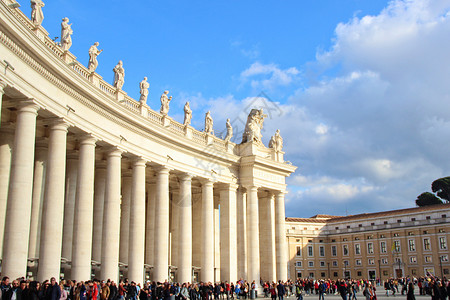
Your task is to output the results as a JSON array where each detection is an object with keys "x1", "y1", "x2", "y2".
[
  {"x1": 145, "y1": 180, "x2": 156, "y2": 266},
  {"x1": 128, "y1": 158, "x2": 146, "y2": 284},
  {"x1": 275, "y1": 191, "x2": 288, "y2": 281},
  {"x1": 153, "y1": 166, "x2": 170, "y2": 282},
  {"x1": 119, "y1": 170, "x2": 132, "y2": 265},
  {"x1": 92, "y1": 161, "x2": 106, "y2": 262},
  {"x1": 0, "y1": 81, "x2": 6, "y2": 125},
  {"x1": 220, "y1": 184, "x2": 238, "y2": 283},
  {"x1": 37, "y1": 120, "x2": 69, "y2": 281},
  {"x1": 171, "y1": 191, "x2": 180, "y2": 269},
  {"x1": 2, "y1": 101, "x2": 40, "y2": 279},
  {"x1": 259, "y1": 193, "x2": 276, "y2": 283},
  {"x1": 61, "y1": 153, "x2": 78, "y2": 261},
  {"x1": 0, "y1": 125, "x2": 15, "y2": 259},
  {"x1": 101, "y1": 148, "x2": 122, "y2": 281},
  {"x1": 177, "y1": 173, "x2": 192, "y2": 284},
  {"x1": 28, "y1": 142, "x2": 47, "y2": 261},
  {"x1": 71, "y1": 135, "x2": 97, "y2": 281},
  {"x1": 246, "y1": 186, "x2": 260, "y2": 285},
  {"x1": 201, "y1": 179, "x2": 214, "y2": 282},
  {"x1": 236, "y1": 188, "x2": 247, "y2": 279}
]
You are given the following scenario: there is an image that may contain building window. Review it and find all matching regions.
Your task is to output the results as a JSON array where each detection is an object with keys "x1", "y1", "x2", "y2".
[
  {"x1": 408, "y1": 239, "x2": 416, "y2": 252},
  {"x1": 297, "y1": 272, "x2": 302, "y2": 278},
  {"x1": 308, "y1": 239, "x2": 313, "y2": 243},
  {"x1": 358, "y1": 224, "x2": 362, "y2": 227},
  {"x1": 321, "y1": 272, "x2": 326, "y2": 277},
  {"x1": 319, "y1": 240, "x2": 323, "y2": 243},
  {"x1": 355, "y1": 244, "x2": 361, "y2": 255},
  {"x1": 394, "y1": 240, "x2": 401, "y2": 252},
  {"x1": 368, "y1": 259, "x2": 375, "y2": 265},
  {"x1": 393, "y1": 233, "x2": 399, "y2": 237},
  {"x1": 296, "y1": 246, "x2": 301, "y2": 256},
  {"x1": 425, "y1": 256, "x2": 432, "y2": 263},
  {"x1": 357, "y1": 271, "x2": 362, "y2": 277},
  {"x1": 383, "y1": 270, "x2": 388, "y2": 276},
  {"x1": 381, "y1": 258, "x2": 388, "y2": 264},
  {"x1": 411, "y1": 218, "x2": 416, "y2": 221},
  {"x1": 319, "y1": 246, "x2": 325, "y2": 257},
  {"x1": 367, "y1": 242, "x2": 374, "y2": 254},
  {"x1": 331, "y1": 239, "x2": 336, "y2": 242},
  {"x1": 296, "y1": 261, "x2": 302, "y2": 267},
  {"x1": 343, "y1": 238, "x2": 348, "y2": 241},
  {"x1": 397, "y1": 219, "x2": 401, "y2": 223},
  {"x1": 309, "y1": 272, "x2": 314, "y2": 278},
  {"x1": 395, "y1": 257, "x2": 401, "y2": 264},
  {"x1": 426, "y1": 216, "x2": 431, "y2": 220},
  {"x1": 308, "y1": 261, "x2": 314, "y2": 267},
  {"x1": 443, "y1": 214, "x2": 447, "y2": 218},
  {"x1": 441, "y1": 255, "x2": 449, "y2": 262},
  {"x1": 355, "y1": 237, "x2": 360, "y2": 240},
  {"x1": 331, "y1": 246, "x2": 337, "y2": 256},
  {"x1": 423, "y1": 230, "x2": 429, "y2": 234},
  {"x1": 333, "y1": 272, "x2": 338, "y2": 277},
  {"x1": 296, "y1": 239, "x2": 301, "y2": 242},
  {"x1": 409, "y1": 256, "x2": 417, "y2": 263},
  {"x1": 355, "y1": 259, "x2": 362, "y2": 266},
  {"x1": 408, "y1": 232, "x2": 414, "y2": 236},
  {"x1": 371, "y1": 222, "x2": 375, "y2": 226},
  {"x1": 332, "y1": 261, "x2": 338, "y2": 267},
  {"x1": 343, "y1": 245, "x2": 349, "y2": 256},
  {"x1": 384, "y1": 221, "x2": 388, "y2": 224},
  {"x1": 320, "y1": 261, "x2": 325, "y2": 267},
  {"x1": 444, "y1": 269, "x2": 449, "y2": 275},
  {"x1": 439, "y1": 237, "x2": 447, "y2": 250},
  {"x1": 347, "y1": 225, "x2": 350, "y2": 229},
  {"x1": 423, "y1": 238, "x2": 431, "y2": 251},
  {"x1": 411, "y1": 269, "x2": 417, "y2": 275},
  {"x1": 380, "y1": 241, "x2": 387, "y2": 253},
  {"x1": 439, "y1": 229, "x2": 445, "y2": 233},
  {"x1": 367, "y1": 235, "x2": 373, "y2": 239},
  {"x1": 380, "y1": 234, "x2": 385, "y2": 238},
  {"x1": 335, "y1": 227, "x2": 339, "y2": 230},
  {"x1": 343, "y1": 260, "x2": 349, "y2": 267},
  {"x1": 308, "y1": 246, "x2": 313, "y2": 257}
]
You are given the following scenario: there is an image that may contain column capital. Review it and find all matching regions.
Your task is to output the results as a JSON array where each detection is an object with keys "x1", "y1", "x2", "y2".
[
  {"x1": 0, "y1": 80, "x2": 7, "y2": 91},
  {"x1": 199, "y1": 177, "x2": 215, "y2": 185},
  {"x1": 274, "y1": 190, "x2": 287, "y2": 197},
  {"x1": 77, "y1": 134, "x2": 98, "y2": 146},
  {"x1": 17, "y1": 100, "x2": 40, "y2": 115},
  {"x1": 243, "y1": 185, "x2": 259, "y2": 193},
  {"x1": 132, "y1": 157, "x2": 147, "y2": 167},
  {"x1": 155, "y1": 165, "x2": 171, "y2": 175},
  {"x1": 47, "y1": 118, "x2": 71, "y2": 132},
  {"x1": 105, "y1": 146, "x2": 123, "y2": 158},
  {"x1": 220, "y1": 183, "x2": 239, "y2": 192},
  {"x1": 178, "y1": 172, "x2": 193, "y2": 181}
]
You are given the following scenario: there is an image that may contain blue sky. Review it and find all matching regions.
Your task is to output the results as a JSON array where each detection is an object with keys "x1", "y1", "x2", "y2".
[{"x1": 19, "y1": 0, "x2": 450, "y2": 217}]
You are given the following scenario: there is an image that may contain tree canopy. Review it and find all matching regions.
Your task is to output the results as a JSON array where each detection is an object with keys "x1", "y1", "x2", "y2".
[
  {"x1": 415, "y1": 192, "x2": 443, "y2": 207},
  {"x1": 431, "y1": 176, "x2": 450, "y2": 203}
]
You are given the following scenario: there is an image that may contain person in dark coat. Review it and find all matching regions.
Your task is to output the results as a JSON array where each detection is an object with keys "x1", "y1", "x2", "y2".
[
  {"x1": 276, "y1": 282, "x2": 285, "y2": 300},
  {"x1": 406, "y1": 282, "x2": 415, "y2": 300}
]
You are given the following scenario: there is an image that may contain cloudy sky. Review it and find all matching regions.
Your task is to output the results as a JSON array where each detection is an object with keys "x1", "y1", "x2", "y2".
[{"x1": 22, "y1": 0, "x2": 450, "y2": 217}]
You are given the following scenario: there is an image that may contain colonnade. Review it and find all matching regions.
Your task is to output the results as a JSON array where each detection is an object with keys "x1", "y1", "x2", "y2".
[{"x1": 0, "y1": 91, "x2": 288, "y2": 285}]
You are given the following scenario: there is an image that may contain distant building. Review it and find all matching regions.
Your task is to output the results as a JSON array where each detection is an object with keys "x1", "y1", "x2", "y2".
[{"x1": 286, "y1": 204, "x2": 450, "y2": 280}]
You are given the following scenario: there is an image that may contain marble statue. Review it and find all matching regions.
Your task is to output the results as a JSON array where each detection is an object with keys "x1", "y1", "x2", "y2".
[
  {"x1": 224, "y1": 118, "x2": 233, "y2": 143},
  {"x1": 269, "y1": 129, "x2": 283, "y2": 152},
  {"x1": 139, "y1": 77, "x2": 149, "y2": 103},
  {"x1": 241, "y1": 108, "x2": 267, "y2": 145},
  {"x1": 183, "y1": 102, "x2": 192, "y2": 126},
  {"x1": 160, "y1": 91, "x2": 172, "y2": 115},
  {"x1": 113, "y1": 61, "x2": 125, "y2": 90},
  {"x1": 88, "y1": 42, "x2": 102, "y2": 72},
  {"x1": 60, "y1": 17, "x2": 73, "y2": 51},
  {"x1": 204, "y1": 111, "x2": 213, "y2": 134},
  {"x1": 30, "y1": 0, "x2": 44, "y2": 26}
]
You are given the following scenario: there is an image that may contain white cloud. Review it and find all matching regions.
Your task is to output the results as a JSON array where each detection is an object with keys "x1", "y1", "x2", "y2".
[{"x1": 240, "y1": 62, "x2": 300, "y2": 91}]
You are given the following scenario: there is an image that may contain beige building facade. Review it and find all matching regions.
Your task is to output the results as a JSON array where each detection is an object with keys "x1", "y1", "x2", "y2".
[
  {"x1": 287, "y1": 204, "x2": 450, "y2": 280},
  {"x1": 0, "y1": 0, "x2": 296, "y2": 285}
]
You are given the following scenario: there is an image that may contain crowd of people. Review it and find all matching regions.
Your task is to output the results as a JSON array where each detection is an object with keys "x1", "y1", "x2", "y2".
[{"x1": 0, "y1": 275, "x2": 449, "y2": 300}]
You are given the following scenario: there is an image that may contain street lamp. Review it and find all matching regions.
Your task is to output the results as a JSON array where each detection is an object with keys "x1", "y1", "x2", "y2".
[{"x1": 378, "y1": 259, "x2": 381, "y2": 282}]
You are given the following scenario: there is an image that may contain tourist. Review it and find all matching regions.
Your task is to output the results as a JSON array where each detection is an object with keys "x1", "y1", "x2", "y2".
[
  {"x1": 60, "y1": 280, "x2": 68, "y2": 300},
  {"x1": 276, "y1": 281, "x2": 285, "y2": 300}
]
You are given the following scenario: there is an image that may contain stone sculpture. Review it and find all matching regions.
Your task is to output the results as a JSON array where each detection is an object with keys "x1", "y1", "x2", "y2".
[
  {"x1": 88, "y1": 42, "x2": 102, "y2": 72},
  {"x1": 139, "y1": 77, "x2": 149, "y2": 103},
  {"x1": 30, "y1": 0, "x2": 44, "y2": 26},
  {"x1": 160, "y1": 91, "x2": 172, "y2": 115},
  {"x1": 269, "y1": 129, "x2": 283, "y2": 152},
  {"x1": 113, "y1": 61, "x2": 125, "y2": 90},
  {"x1": 60, "y1": 17, "x2": 73, "y2": 51},
  {"x1": 204, "y1": 111, "x2": 213, "y2": 134},
  {"x1": 241, "y1": 108, "x2": 267, "y2": 145},
  {"x1": 224, "y1": 119, "x2": 233, "y2": 143},
  {"x1": 183, "y1": 102, "x2": 192, "y2": 126}
]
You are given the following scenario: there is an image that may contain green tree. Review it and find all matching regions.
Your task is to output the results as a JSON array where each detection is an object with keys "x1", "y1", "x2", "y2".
[
  {"x1": 431, "y1": 176, "x2": 450, "y2": 203},
  {"x1": 415, "y1": 192, "x2": 443, "y2": 207}
]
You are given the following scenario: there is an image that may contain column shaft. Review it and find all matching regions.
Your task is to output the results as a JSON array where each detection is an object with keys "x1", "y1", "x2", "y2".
[
  {"x1": 0, "y1": 126, "x2": 14, "y2": 259},
  {"x1": 246, "y1": 186, "x2": 260, "y2": 285},
  {"x1": 38, "y1": 121, "x2": 69, "y2": 281},
  {"x1": 119, "y1": 173, "x2": 132, "y2": 265},
  {"x1": 71, "y1": 136, "x2": 97, "y2": 281},
  {"x1": 2, "y1": 102, "x2": 39, "y2": 279},
  {"x1": 92, "y1": 162, "x2": 106, "y2": 262},
  {"x1": 171, "y1": 192, "x2": 180, "y2": 268},
  {"x1": 177, "y1": 174, "x2": 192, "y2": 284},
  {"x1": 153, "y1": 167, "x2": 170, "y2": 282},
  {"x1": 128, "y1": 159, "x2": 146, "y2": 284},
  {"x1": 259, "y1": 194, "x2": 276, "y2": 283},
  {"x1": 275, "y1": 191, "x2": 288, "y2": 281},
  {"x1": 61, "y1": 154, "x2": 77, "y2": 261},
  {"x1": 145, "y1": 182, "x2": 156, "y2": 266},
  {"x1": 220, "y1": 184, "x2": 238, "y2": 283},
  {"x1": 101, "y1": 149, "x2": 122, "y2": 281},
  {"x1": 0, "y1": 81, "x2": 6, "y2": 125},
  {"x1": 236, "y1": 188, "x2": 247, "y2": 279},
  {"x1": 201, "y1": 179, "x2": 214, "y2": 282}
]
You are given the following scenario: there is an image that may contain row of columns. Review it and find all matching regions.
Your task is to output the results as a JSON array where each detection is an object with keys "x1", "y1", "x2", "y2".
[{"x1": 0, "y1": 94, "x2": 289, "y2": 284}]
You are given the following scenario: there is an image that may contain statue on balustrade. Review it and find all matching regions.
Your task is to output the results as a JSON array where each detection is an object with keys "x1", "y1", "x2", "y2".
[
  {"x1": 60, "y1": 17, "x2": 73, "y2": 51},
  {"x1": 241, "y1": 108, "x2": 267, "y2": 145},
  {"x1": 183, "y1": 102, "x2": 192, "y2": 126},
  {"x1": 113, "y1": 61, "x2": 125, "y2": 90},
  {"x1": 160, "y1": 91, "x2": 172, "y2": 115},
  {"x1": 30, "y1": 0, "x2": 45, "y2": 26},
  {"x1": 224, "y1": 119, "x2": 233, "y2": 143},
  {"x1": 88, "y1": 42, "x2": 103, "y2": 72},
  {"x1": 269, "y1": 129, "x2": 283, "y2": 152},
  {"x1": 139, "y1": 77, "x2": 149, "y2": 103},
  {"x1": 204, "y1": 111, "x2": 214, "y2": 134}
]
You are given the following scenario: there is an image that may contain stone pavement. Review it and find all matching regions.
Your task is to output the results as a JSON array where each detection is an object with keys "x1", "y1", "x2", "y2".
[{"x1": 283, "y1": 293, "x2": 431, "y2": 300}]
